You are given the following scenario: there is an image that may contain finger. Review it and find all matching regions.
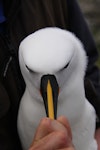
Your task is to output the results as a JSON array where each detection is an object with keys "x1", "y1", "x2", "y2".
[
  {"x1": 30, "y1": 117, "x2": 73, "y2": 150},
  {"x1": 34, "y1": 117, "x2": 69, "y2": 141},
  {"x1": 29, "y1": 131, "x2": 70, "y2": 150},
  {"x1": 59, "y1": 147, "x2": 75, "y2": 150},
  {"x1": 57, "y1": 116, "x2": 72, "y2": 140},
  {"x1": 95, "y1": 128, "x2": 100, "y2": 150},
  {"x1": 33, "y1": 117, "x2": 52, "y2": 141}
]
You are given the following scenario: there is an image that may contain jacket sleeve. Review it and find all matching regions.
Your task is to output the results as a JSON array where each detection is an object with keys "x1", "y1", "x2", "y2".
[
  {"x1": 0, "y1": 33, "x2": 23, "y2": 150},
  {"x1": 0, "y1": 82, "x2": 16, "y2": 150},
  {"x1": 67, "y1": 0, "x2": 100, "y2": 125}
]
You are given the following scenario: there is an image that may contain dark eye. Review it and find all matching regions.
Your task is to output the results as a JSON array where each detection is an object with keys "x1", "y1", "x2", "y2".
[
  {"x1": 63, "y1": 62, "x2": 69, "y2": 69},
  {"x1": 26, "y1": 65, "x2": 33, "y2": 73}
]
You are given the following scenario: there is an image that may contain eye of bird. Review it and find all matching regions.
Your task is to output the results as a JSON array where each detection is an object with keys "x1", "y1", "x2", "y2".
[
  {"x1": 63, "y1": 62, "x2": 70, "y2": 69},
  {"x1": 26, "y1": 65, "x2": 34, "y2": 73}
]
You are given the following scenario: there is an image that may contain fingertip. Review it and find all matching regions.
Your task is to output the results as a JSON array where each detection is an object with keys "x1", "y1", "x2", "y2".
[
  {"x1": 33, "y1": 117, "x2": 52, "y2": 141},
  {"x1": 57, "y1": 116, "x2": 72, "y2": 140},
  {"x1": 57, "y1": 116, "x2": 68, "y2": 123}
]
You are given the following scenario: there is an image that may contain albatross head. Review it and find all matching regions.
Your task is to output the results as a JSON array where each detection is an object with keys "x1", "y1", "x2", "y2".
[{"x1": 19, "y1": 27, "x2": 87, "y2": 119}]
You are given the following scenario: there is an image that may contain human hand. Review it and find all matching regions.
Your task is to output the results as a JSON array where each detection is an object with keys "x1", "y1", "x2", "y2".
[
  {"x1": 29, "y1": 116, "x2": 74, "y2": 150},
  {"x1": 95, "y1": 128, "x2": 100, "y2": 150}
]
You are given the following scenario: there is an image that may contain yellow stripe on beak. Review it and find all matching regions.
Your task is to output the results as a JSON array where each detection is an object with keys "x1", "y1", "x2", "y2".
[
  {"x1": 40, "y1": 75, "x2": 59, "y2": 119},
  {"x1": 47, "y1": 80, "x2": 54, "y2": 119}
]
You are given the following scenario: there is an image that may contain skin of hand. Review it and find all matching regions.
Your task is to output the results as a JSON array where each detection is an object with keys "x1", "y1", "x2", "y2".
[
  {"x1": 95, "y1": 128, "x2": 100, "y2": 150},
  {"x1": 29, "y1": 116, "x2": 75, "y2": 150}
]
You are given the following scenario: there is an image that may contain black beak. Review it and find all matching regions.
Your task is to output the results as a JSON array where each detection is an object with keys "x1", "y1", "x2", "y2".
[{"x1": 40, "y1": 75, "x2": 59, "y2": 119}]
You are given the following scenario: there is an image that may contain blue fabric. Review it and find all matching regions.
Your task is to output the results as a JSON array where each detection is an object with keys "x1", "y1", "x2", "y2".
[
  {"x1": 0, "y1": 0, "x2": 6, "y2": 33},
  {"x1": 0, "y1": 0, "x2": 6, "y2": 23}
]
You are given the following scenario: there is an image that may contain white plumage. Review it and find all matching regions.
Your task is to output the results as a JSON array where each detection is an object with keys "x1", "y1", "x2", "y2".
[{"x1": 17, "y1": 27, "x2": 97, "y2": 150}]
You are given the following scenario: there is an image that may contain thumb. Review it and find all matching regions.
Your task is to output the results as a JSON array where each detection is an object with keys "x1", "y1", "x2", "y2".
[{"x1": 57, "y1": 116, "x2": 72, "y2": 140}]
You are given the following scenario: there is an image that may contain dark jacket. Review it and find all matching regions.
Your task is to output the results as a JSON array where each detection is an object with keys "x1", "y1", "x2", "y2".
[{"x1": 0, "y1": 0, "x2": 100, "y2": 149}]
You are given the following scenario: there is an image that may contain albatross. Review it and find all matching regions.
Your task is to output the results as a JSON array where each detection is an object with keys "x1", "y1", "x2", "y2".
[{"x1": 17, "y1": 27, "x2": 97, "y2": 150}]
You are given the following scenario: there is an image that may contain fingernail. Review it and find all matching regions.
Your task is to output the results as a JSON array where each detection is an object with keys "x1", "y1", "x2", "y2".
[{"x1": 51, "y1": 120, "x2": 67, "y2": 132}]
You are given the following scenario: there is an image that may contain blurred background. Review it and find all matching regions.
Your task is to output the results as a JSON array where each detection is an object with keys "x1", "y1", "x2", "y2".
[{"x1": 78, "y1": 0, "x2": 100, "y2": 67}]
